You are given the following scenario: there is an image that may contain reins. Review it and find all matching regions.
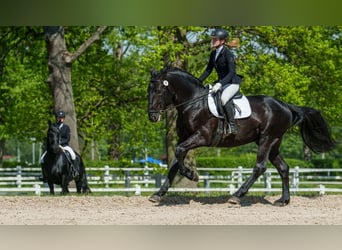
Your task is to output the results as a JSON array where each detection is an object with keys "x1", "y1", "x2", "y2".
[
  {"x1": 155, "y1": 90, "x2": 208, "y2": 114},
  {"x1": 173, "y1": 91, "x2": 208, "y2": 109}
]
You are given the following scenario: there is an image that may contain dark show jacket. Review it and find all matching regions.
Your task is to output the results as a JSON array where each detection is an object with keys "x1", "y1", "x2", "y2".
[
  {"x1": 56, "y1": 122, "x2": 71, "y2": 146},
  {"x1": 199, "y1": 45, "x2": 242, "y2": 85}
]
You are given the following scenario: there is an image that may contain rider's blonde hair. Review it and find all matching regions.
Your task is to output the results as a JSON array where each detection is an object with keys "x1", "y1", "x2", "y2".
[{"x1": 227, "y1": 37, "x2": 240, "y2": 48}]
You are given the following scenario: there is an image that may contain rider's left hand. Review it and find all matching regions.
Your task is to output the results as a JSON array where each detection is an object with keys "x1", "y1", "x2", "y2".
[{"x1": 212, "y1": 82, "x2": 222, "y2": 93}]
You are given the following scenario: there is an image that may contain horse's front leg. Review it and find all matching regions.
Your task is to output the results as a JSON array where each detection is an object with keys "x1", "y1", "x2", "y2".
[
  {"x1": 47, "y1": 181, "x2": 55, "y2": 195},
  {"x1": 149, "y1": 161, "x2": 179, "y2": 203},
  {"x1": 177, "y1": 131, "x2": 207, "y2": 182},
  {"x1": 177, "y1": 146, "x2": 199, "y2": 182},
  {"x1": 61, "y1": 175, "x2": 69, "y2": 195}
]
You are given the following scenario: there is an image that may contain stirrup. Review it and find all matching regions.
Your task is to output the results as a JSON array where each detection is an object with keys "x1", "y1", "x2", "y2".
[
  {"x1": 228, "y1": 123, "x2": 238, "y2": 135},
  {"x1": 223, "y1": 122, "x2": 230, "y2": 135},
  {"x1": 224, "y1": 123, "x2": 238, "y2": 135}
]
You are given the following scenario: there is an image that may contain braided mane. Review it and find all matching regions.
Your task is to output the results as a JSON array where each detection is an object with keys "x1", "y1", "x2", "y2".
[{"x1": 160, "y1": 66, "x2": 204, "y2": 88}]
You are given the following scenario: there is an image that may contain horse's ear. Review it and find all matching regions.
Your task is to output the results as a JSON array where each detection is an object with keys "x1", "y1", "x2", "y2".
[{"x1": 150, "y1": 68, "x2": 155, "y2": 76}]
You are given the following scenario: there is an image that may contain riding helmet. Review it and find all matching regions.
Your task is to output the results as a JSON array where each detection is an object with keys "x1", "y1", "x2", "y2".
[
  {"x1": 56, "y1": 110, "x2": 66, "y2": 118},
  {"x1": 211, "y1": 28, "x2": 229, "y2": 40}
]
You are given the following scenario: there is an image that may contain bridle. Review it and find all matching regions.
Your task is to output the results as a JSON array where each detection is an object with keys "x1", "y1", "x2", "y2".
[
  {"x1": 149, "y1": 78, "x2": 208, "y2": 114},
  {"x1": 48, "y1": 126, "x2": 61, "y2": 153}
]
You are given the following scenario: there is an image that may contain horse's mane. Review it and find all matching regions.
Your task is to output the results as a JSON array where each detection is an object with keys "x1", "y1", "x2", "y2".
[
  {"x1": 48, "y1": 123, "x2": 59, "y2": 133},
  {"x1": 160, "y1": 66, "x2": 204, "y2": 88}
]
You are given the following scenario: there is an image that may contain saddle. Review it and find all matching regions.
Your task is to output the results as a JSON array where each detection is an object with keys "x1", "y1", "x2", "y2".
[
  {"x1": 207, "y1": 88, "x2": 251, "y2": 119},
  {"x1": 64, "y1": 151, "x2": 73, "y2": 164},
  {"x1": 59, "y1": 146, "x2": 79, "y2": 180},
  {"x1": 214, "y1": 90, "x2": 242, "y2": 120},
  {"x1": 207, "y1": 86, "x2": 252, "y2": 146}
]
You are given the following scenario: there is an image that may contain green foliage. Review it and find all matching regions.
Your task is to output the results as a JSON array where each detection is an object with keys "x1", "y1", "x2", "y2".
[
  {"x1": 0, "y1": 27, "x2": 51, "y2": 142},
  {"x1": 1, "y1": 26, "x2": 341, "y2": 165}
]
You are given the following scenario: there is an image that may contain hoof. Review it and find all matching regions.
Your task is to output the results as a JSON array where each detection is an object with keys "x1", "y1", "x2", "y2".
[
  {"x1": 274, "y1": 199, "x2": 290, "y2": 207},
  {"x1": 148, "y1": 194, "x2": 162, "y2": 203},
  {"x1": 228, "y1": 196, "x2": 240, "y2": 205},
  {"x1": 192, "y1": 172, "x2": 199, "y2": 182},
  {"x1": 82, "y1": 188, "x2": 91, "y2": 194}
]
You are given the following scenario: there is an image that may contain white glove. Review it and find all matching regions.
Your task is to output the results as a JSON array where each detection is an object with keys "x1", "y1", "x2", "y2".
[{"x1": 212, "y1": 82, "x2": 222, "y2": 93}]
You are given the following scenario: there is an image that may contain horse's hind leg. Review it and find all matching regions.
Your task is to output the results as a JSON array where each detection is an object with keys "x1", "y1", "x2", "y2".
[
  {"x1": 76, "y1": 179, "x2": 82, "y2": 193},
  {"x1": 228, "y1": 138, "x2": 277, "y2": 205},
  {"x1": 48, "y1": 182, "x2": 55, "y2": 195},
  {"x1": 148, "y1": 161, "x2": 179, "y2": 203},
  {"x1": 78, "y1": 175, "x2": 91, "y2": 194},
  {"x1": 269, "y1": 142, "x2": 290, "y2": 206}
]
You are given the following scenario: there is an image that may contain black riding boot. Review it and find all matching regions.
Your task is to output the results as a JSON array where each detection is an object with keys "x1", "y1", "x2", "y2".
[{"x1": 223, "y1": 100, "x2": 238, "y2": 135}]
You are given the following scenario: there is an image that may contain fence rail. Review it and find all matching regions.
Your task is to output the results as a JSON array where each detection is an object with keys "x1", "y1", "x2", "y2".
[{"x1": 0, "y1": 165, "x2": 341, "y2": 195}]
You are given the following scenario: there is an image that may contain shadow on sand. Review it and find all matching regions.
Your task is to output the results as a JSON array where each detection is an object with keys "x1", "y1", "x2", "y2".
[{"x1": 155, "y1": 195, "x2": 274, "y2": 207}]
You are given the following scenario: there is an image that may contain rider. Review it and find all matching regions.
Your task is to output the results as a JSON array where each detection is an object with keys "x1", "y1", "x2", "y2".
[
  {"x1": 54, "y1": 110, "x2": 79, "y2": 179},
  {"x1": 40, "y1": 110, "x2": 79, "y2": 181},
  {"x1": 199, "y1": 28, "x2": 242, "y2": 134}
]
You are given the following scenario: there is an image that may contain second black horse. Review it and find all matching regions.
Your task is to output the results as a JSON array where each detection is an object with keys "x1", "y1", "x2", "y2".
[{"x1": 41, "y1": 121, "x2": 91, "y2": 195}]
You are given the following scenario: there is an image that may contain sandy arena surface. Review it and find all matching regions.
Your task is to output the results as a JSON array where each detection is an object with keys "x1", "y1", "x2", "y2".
[{"x1": 0, "y1": 194, "x2": 341, "y2": 225}]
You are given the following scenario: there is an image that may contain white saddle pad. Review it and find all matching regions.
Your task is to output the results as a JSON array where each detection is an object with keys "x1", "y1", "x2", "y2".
[
  {"x1": 59, "y1": 145, "x2": 76, "y2": 160},
  {"x1": 208, "y1": 90, "x2": 251, "y2": 119}
]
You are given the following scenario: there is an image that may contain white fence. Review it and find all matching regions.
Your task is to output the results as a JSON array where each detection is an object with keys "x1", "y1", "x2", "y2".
[{"x1": 0, "y1": 165, "x2": 341, "y2": 195}]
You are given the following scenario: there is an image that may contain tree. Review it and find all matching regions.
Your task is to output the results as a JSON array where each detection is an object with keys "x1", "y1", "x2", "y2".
[
  {"x1": 1, "y1": 26, "x2": 340, "y2": 166},
  {"x1": 0, "y1": 27, "x2": 49, "y2": 163},
  {"x1": 44, "y1": 26, "x2": 106, "y2": 152}
]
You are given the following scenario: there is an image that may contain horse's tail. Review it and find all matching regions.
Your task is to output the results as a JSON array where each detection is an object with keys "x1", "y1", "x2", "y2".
[
  {"x1": 289, "y1": 105, "x2": 336, "y2": 153},
  {"x1": 76, "y1": 153, "x2": 91, "y2": 193}
]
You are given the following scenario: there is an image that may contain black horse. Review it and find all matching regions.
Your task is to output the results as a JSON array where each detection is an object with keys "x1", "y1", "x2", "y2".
[
  {"x1": 147, "y1": 67, "x2": 335, "y2": 206},
  {"x1": 41, "y1": 121, "x2": 91, "y2": 195}
]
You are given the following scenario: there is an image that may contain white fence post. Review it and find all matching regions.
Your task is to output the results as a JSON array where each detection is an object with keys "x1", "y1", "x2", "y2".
[
  {"x1": 16, "y1": 165, "x2": 22, "y2": 189},
  {"x1": 237, "y1": 166, "x2": 243, "y2": 188},
  {"x1": 204, "y1": 172, "x2": 210, "y2": 189},
  {"x1": 319, "y1": 184, "x2": 325, "y2": 195},
  {"x1": 144, "y1": 165, "x2": 149, "y2": 187},
  {"x1": 265, "y1": 171, "x2": 272, "y2": 190},
  {"x1": 135, "y1": 184, "x2": 141, "y2": 196},
  {"x1": 292, "y1": 166, "x2": 300, "y2": 194},
  {"x1": 34, "y1": 184, "x2": 41, "y2": 196},
  {"x1": 104, "y1": 165, "x2": 110, "y2": 188},
  {"x1": 229, "y1": 184, "x2": 235, "y2": 195}
]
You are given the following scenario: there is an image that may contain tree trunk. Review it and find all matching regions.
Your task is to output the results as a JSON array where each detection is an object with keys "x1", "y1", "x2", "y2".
[
  {"x1": 107, "y1": 124, "x2": 121, "y2": 160},
  {"x1": 164, "y1": 27, "x2": 198, "y2": 188},
  {"x1": 166, "y1": 108, "x2": 198, "y2": 188},
  {"x1": 44, "y1": 26, "x2": 79, "y2": 152},
  {"x1": 44, "y1": 26, "x2": 106, "y2": 152}
]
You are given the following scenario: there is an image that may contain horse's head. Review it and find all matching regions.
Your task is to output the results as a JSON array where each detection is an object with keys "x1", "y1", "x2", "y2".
[
  {"x1": 147, "y1": 68, "x2": 173, "y2": 122},
  {"x1": 148, "y1": 67, "x2": 205, "y2": 122},
  {"x1": 47, "y1": 121, "x2": 61, "y2": 154}
]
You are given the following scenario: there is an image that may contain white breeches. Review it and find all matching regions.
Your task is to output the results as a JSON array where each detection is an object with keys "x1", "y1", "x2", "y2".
[
  {"x1": 221, "y1": 84, "x2": 239, "y2": 105},
  {"x1": 61, "y1": 146, "x2": 76, "y2": 160},
  {"x1": 40, "y1": 151, "x2": 47, "y2": 162}
]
